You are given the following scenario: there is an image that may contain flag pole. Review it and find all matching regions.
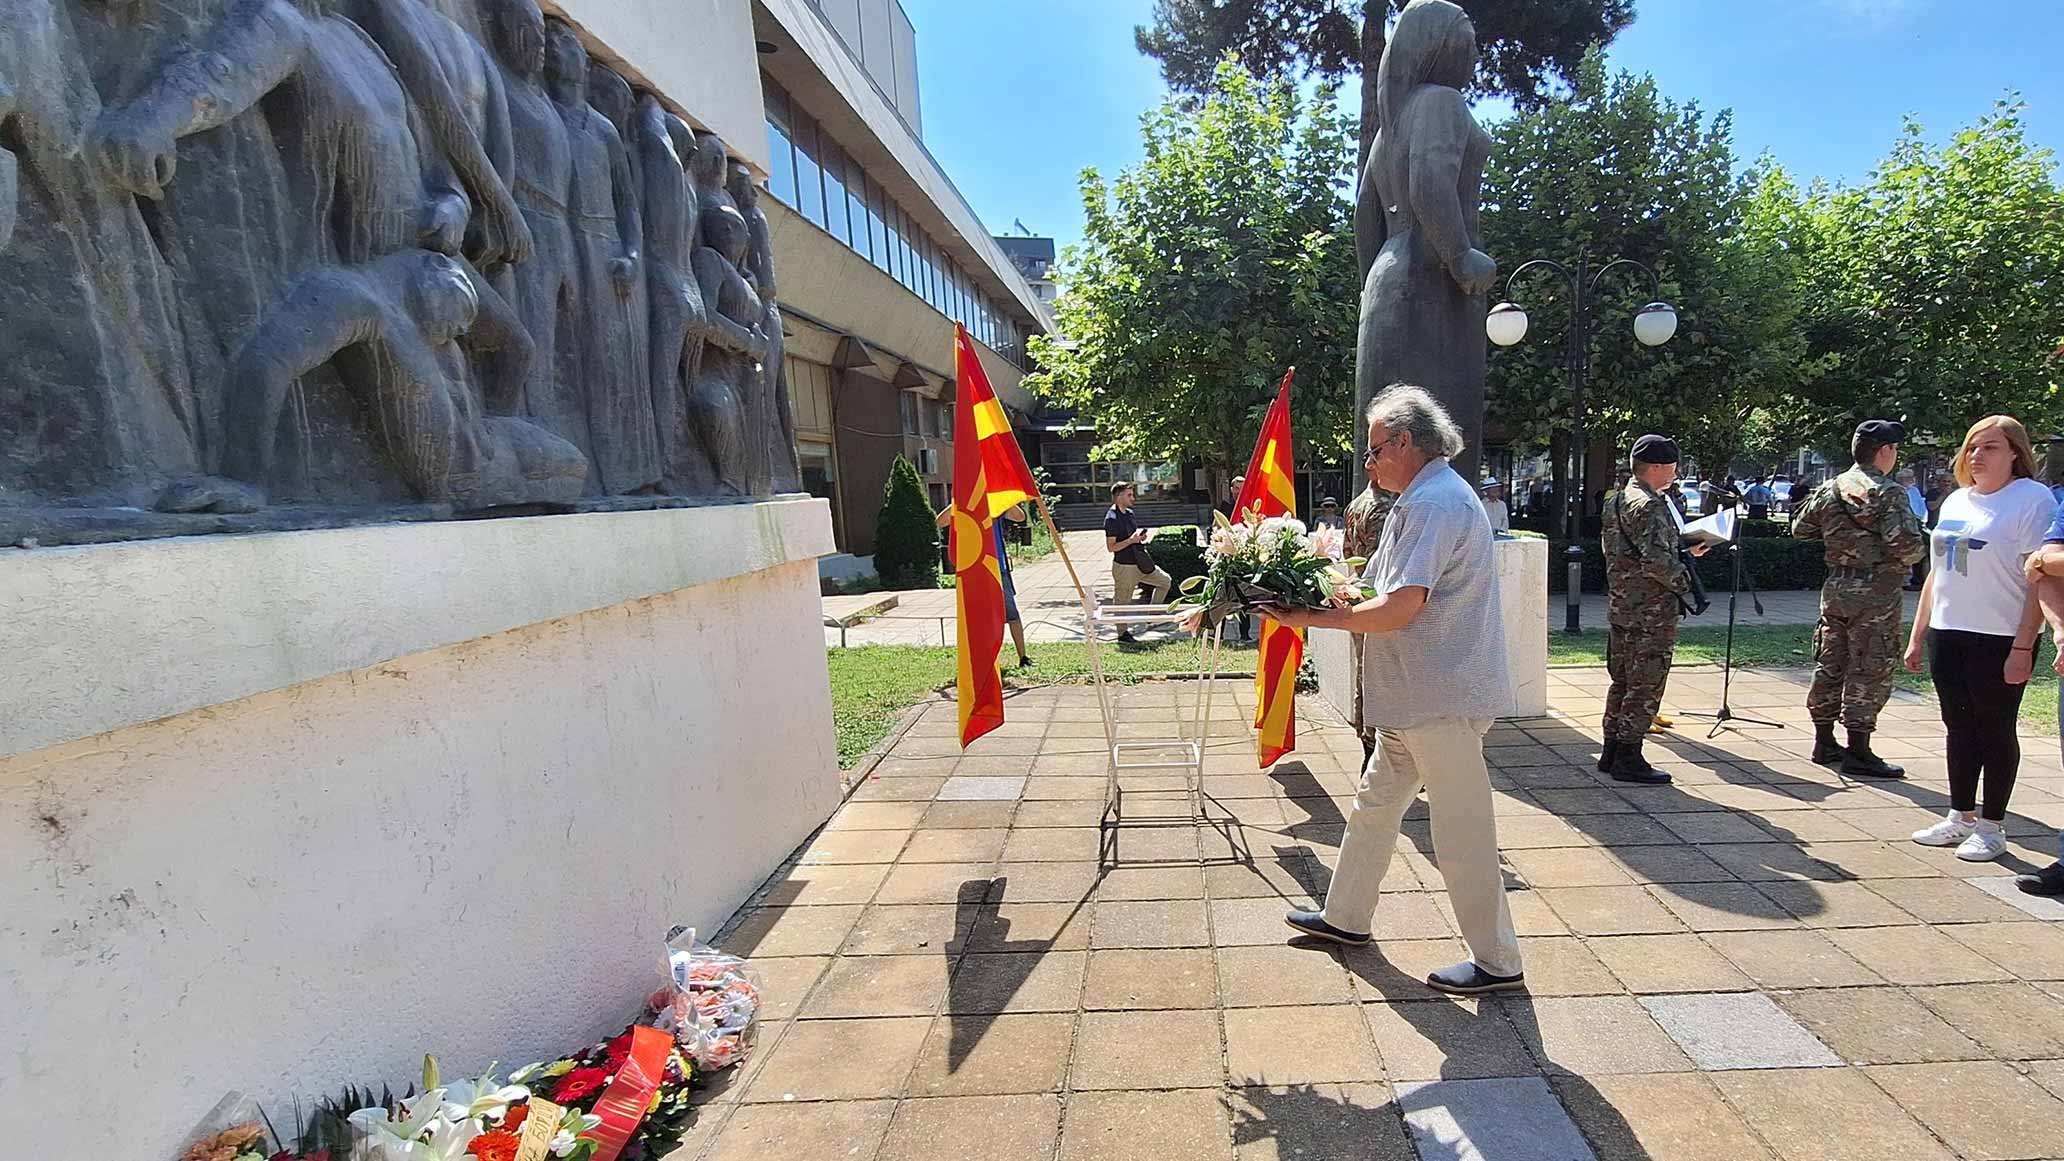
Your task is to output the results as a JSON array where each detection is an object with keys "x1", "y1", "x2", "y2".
[{"x1": 1031, "y1": 495, "x2": 1092, "y2": 608}]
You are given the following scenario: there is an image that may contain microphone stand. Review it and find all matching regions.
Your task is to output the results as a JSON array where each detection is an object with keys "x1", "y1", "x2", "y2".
[{"x1": 1678, "y1": 504, "x2": 1785, "y2": 738}]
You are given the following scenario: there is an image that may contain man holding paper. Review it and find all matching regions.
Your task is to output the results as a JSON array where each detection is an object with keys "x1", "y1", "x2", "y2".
[{"x1": 1599, "y1": 435, "x2": 1708, "y2": 784}]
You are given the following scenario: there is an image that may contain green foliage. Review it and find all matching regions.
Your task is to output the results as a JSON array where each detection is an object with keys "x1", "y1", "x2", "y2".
[
  {"x1": 1026, "y1": 61, "x2": 1359, "y2": 471},
  {"x1": 1775, "y1": 101, "x2": 2064, "y2": 450},
  {"x1": 1546, "y1": 538, "x2": 1827, "y2": 592},
  {"x1": 874, "y1": 456, "x2": 942, "y2": 589},
  {"x1": 1149, "y1": 527, "x2": 1209, "y2": 587},
  {"x1": 1483, "y1": 52, "x2": 1811, "y2": 472},
  {"x1": 1135, "y1": 0, "x2": 1632, "y2": 105}
]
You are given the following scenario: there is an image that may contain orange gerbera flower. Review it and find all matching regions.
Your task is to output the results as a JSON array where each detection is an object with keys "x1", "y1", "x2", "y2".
[{"x1": 466, "y1": 1129, "x2": 521, "y2": 1161}]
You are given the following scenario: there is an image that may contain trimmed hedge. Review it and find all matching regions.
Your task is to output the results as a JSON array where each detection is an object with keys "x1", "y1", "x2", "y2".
[
  {"x1": 875, "y1": 456, "x2": 942, "y2": 588},
  {"x1": 1545, "y1": 537, "x2": 1826, "y2": 593},
  {"x1": 1148, "y1": 527, "x2": 1208, "y2": 588}
]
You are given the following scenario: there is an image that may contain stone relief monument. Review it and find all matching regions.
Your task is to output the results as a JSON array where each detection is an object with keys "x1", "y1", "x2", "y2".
[
  {"x1": 0, "y1": 0, "x2": 795, "y2": 545},
  {"x1": 1356, "y1": 0, "x2": 1497, "y2": 484}
]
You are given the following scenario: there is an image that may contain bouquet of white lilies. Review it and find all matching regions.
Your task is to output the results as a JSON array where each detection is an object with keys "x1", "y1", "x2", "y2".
[{"x1": 1174, "y1": 510, "x2": 1374, "y2": 629}]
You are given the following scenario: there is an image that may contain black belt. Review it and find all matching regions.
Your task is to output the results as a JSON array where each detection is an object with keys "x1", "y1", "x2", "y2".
[{"x1": 1827, "y1": 566, "x2": 1899, "y2": 582}]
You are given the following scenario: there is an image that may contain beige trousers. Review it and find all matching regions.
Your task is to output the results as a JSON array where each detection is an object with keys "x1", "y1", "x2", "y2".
[
  {"x1": 1111, "y1": 561, "x2": 1172, "y2": 605},
  {"x1": 1321, "y1": 715, "x2": 1523, "y2": 977}
]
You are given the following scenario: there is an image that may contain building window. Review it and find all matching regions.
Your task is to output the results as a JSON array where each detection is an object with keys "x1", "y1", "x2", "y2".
[
  {"x1": 847, "y1": 168, "x2": 872, "y2": 262},
  {"x1": 792, "y1": 112, "x2": 824, "y2": 227},
  {"x1": 934, "y1": 401, "x2": 952, "y2": 440},
  {"x1": 765, "y1": 85, "x2": 798, "y2": 208},
  {"x1": 868, "y1": 181, "x2": 891, "y2": 276},
  {"x1": 821, "y1": 141, "x2": 851, "y2": 245},
  {"x1": 900, "y1": 392, "x2": 920, "y2": 435}
]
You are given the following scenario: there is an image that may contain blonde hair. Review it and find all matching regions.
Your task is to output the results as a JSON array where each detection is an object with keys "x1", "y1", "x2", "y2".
[{"x1": 1953, "y1": 414, "x2": 2039, "y2": 488}]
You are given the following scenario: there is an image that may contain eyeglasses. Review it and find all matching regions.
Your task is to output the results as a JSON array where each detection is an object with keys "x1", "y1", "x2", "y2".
[{"x1": 1364, "y1": 432, "x2": 1404, "y2": 463}]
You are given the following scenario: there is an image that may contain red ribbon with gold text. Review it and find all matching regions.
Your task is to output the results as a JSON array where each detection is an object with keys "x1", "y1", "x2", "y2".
[{"x1": 582, "y1": 1025, "x2": 671, "y2": 1161}]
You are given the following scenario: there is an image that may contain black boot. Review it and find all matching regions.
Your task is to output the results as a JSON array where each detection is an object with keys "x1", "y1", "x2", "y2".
[
  {"x1": 1596, "y1": 738, "x2": 1621, "y2": 774},
  {"x1": 1609, "y1": 739, "x2": 1672, "y2": 785},
  {"x1": 1840, "y1": 729, "x2": 1905, "y2": 779},
  {"x1": 1811, "y1": 721, "x2": 1848, "y2": 768}
]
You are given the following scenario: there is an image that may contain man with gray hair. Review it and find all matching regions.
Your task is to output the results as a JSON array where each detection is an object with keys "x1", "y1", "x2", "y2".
[{"x1": 1262, "y1": 384, "x2": 1523, "y2": 995}]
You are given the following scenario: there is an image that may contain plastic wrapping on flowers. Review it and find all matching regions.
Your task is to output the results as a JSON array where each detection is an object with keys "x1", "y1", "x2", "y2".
[
  {"x1": 647, "y1": 926, "x2": 763, "y2": 1074},
  {"x1": 1173, "y1": 510, "x2": 1372, "y2": 626}
]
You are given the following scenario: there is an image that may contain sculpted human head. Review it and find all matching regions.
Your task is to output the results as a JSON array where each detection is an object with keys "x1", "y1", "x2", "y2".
[
  {"x1": 486, "y1": 0, "x2": 546, "y2": 77},
  {"x1": 1377, "y1": 0, "x2": 1477, "y2": 132},
  {"x1": 589, "y1": 64, "x2": 634, "y2": 132},
  {"x1": 726, "y1": 161, "x2": 757, "y2": 209},
  {"x1": 410, "y1": 254, "x2": 481, "y2": 344},
  {"x1": 544, "y1": 20, "x2": 588, "y2": 100}
]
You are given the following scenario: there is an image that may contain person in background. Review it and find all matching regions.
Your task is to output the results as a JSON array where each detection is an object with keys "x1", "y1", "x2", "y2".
[
  {"x1": 1601, "y1": 436, "x2": 1708, "y2": 783},
  {"x1": 1904, "y1": 415, "x2": 2053, "y2": 862},
  {"x1": 1266, "y1": 385, "x2": 1522, "y2": 997},
  {"x1": 1217, "y1": 475, "x2": 1253, "y2": 642},
  {"x1": 1791, "y1": 420, "x2": 1926, "y2": 778},
  {"x1": 1900, "y1": 467, "x2": 1929, "y2": 591},
  {"x1": 2016, "y1": 500, "x2": 2064, "y2": 895},
  {"x1": 937, "y1": 502, "x2": 1032, "y2": 667},
  {"x1": 1480, "y1": 479, "x2": 1510, "y2": 533},
  {"x1": 1345, "y1": 461, "x2": 1398, "y2": 761},
  {"x1": 1317, "y1": 496, "x2": 1347, "y2": 530},
  {"x1": 1664, "y1": 479, "x2": 1689, "y2": 522},
  {"x1": 1105, "y1": 482, "x2": 1171, "y2": 642},
  {"x1": 1744, "y1": 476, "x2": 1775, "y2": 521}
]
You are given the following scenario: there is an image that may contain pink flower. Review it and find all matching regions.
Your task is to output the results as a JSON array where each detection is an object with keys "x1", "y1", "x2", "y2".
[{"x1": 1309, "y1": 525, "x2": 1346, "y2": 561}]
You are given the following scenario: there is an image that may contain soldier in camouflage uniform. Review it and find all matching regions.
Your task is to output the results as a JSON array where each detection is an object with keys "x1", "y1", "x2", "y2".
[
  {"x1": 1791, "y1": 419, "x2": 1927, "y2": 778},
  {"x1": 1600, "y1": 435, "x2": 1703, "y2": 784},
  {"x1": 1345, "y1": 473, "x2": 1397, "y2": 759}
]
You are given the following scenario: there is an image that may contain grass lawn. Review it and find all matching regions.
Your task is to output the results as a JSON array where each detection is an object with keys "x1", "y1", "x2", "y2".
[
  {"x1": 1549, "y1": 624, "x2": 2059, "y2": 728},
  {"x1": 827, "y1": 637, "x2": 1259, "y2": 767}
]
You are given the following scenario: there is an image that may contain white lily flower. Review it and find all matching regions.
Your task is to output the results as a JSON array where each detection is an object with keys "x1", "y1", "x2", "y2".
[
  {"x1": 441, "y1": 1063, "x2": 531, "y2": 1122},
  {"x1": 348, "y1": 1090, "x2": 448, "y2": 1160}
]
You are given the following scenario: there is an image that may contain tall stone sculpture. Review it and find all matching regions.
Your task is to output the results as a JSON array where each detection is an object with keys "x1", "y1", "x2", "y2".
[
  {"x1": 1356, "y1": 0, "x2": 1497, "y2": 483},
  {"x1": 575, "y1": 56, "x2": 660, "y2": 495},
  {"x1": 686, "y1": 132, "x2": 768, "y2": 496},
  {"x1": 634, "y1": 92, "x2": 715, "y2": 492},
  {"x1": 730, "y1": 162, "x2": 803, "y2": 495}
]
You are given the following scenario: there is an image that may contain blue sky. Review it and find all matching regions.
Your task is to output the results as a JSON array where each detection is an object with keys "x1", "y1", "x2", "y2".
[{"x1": 898, "y1": 0, "x2": 2064, "y2": 259}]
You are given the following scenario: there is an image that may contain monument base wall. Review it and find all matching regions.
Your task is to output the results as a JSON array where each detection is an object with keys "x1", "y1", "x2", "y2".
[
  {"x1": 0, "y1": 500, "x2": 841, "y2": 1159},
  {"x1": 1309, "y1": 536, "x2": 1551, "y2": 726}
]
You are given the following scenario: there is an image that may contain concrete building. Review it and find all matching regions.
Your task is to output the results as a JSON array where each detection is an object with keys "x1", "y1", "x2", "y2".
[
  {"x1": 753, "y1": 0, "x2": 1052, "y2": 557},
  {"x1": 996, "y1": 233, "x2": 1059, "y2": 309}
]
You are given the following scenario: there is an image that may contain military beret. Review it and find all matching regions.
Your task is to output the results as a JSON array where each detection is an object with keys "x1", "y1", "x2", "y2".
[
  {"x1": 1855, "y1": 419, "x2": 1906, "y2": 444},
  {"x1": 1630, "y1": 434, "x2": 1681, "y2": 464}
]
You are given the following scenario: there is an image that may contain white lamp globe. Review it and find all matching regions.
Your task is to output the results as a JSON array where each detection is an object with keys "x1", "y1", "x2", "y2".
[
  {"x1": 1486, "y1": 302, "x2": 1529, "y2": 347},
  {"x1": 1633, "y1": 301, "x2": 1678, "y2": 347}
]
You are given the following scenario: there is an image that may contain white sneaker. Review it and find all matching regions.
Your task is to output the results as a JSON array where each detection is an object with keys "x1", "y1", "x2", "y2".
[
  {"x1": 1956, "y1": 821, "x2": 2008, "y2": 862},
  {"x1": 1912, "y1": 811, "x2": 1975, "y2": 847}
]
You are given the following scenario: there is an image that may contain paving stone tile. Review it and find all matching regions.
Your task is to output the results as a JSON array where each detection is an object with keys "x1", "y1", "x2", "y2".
[
  {"x1": 1655, "y1": 812, "x2": 1776, "y2": 844},
  {"x1": 800, "y1": 954, "x2": 951, "y2": 1018},
  {"x1": 1396, "y1": 1077, "x2": 1596, "y2": 1161},
  {"x1": 936, "y1": 775, "x2": 1029, "y2": 802},
  {"x1": 1535, "y1": 886, "x2": 1687, "y2": 935},
  {"x1": 1505, "y1": 995, "x2": 1693, "y2": 1075},
  {"x1": 1341, "y1": 938, "x2": 1470, "y2": 1001},
  {"x1": 1712, "y1": 1067, "x2": 1953, "y2": 1161},
  {"x1": 989, "y1": 862, "x2": 1100, "y2": 904},
  {"x1": 1651, "y1": 882, "x2": 1796, "y2": 931},
  {"x1": 974, "y1": 901, "x2": 1093, "y2": 951},
  {"x1": 1059, "y1": 1090, "x2": 1232, "y2": 1161},
  {"x1": 907, "y1": 1012, "x2": 1075, "y2": 1096},
  {"x1": 743, "y1": 1017, "x2": 931, "y2": 1102},
  {"x1": 1000, "y1": 826, "x2": 1102, "y2": 862},
  {"x1": 1368, "y1": 891, "x2": 1459, "y2": 940},
  {"x1": 1586, "y1": 934, "x2": 1754, "y2": 994},
  {"x1": 1772, "y1": 987, "x2": 1986, "y2": 1064},
  {"x1": 2030, "y1": 1059, "x2": 2064, "y2": 1101},
  {"x1": 1942, "y1": 920, "x2": 2064, "y2": 980},
  {"x1": 1754, "y1": 879, "x2": 1918, "y2": 928},
  {"x1": 1639, "y1": 992, "x2": 1839, "y2": 1069},
  {"x1": 1866, "y1": 1061, "x2": 2064, "y2": 1160},
  {"x1": 1010, "y1": 799, "x2": 1108, "y2": 827},
  {"x1": 875, "y1": 862, "x2": 996, "y2": 905},
  {"x1": 1822, "y1": 923, "x2": 2016, "y2": 985},
  {"x1": 758, "y1": 862, "x2": 893, "y2": 906},
  {"x1": 1069, "y1": 1009, "x2": 1224, "y2": 1089},
  {"x1": 1491, "y1": 815, "x2": 1587, "y2": 849},
  {"x1": 1511, "y1": 937, "x2": 1622, "y2": 996},
  {"x1": 947, "y1": 950, "x2": 1086, "y2": 1014},
  {"x1": 1910, "y1": 982, "x2": 2064, "y2": 1058},
  {"x1": 1505, "y1": 847, "x2": 1634, "y2": 889},
  {"x1": 851, "y1": 775, "x2": 948, "y2": 801},
  {"x1": 742, "y1": 957, "x2": 832, "y2": 1023},
  {"x1": 1563, "y1": 813, "x2": 1682, "y2": 846},
  {"x1": 876, "y1": 1094, "x2": 1063, "y2": 1161},
  {"x1": 1202, "y1": 855, "x2": 1326, "y2": 904},
  {"x1": 1209, "y1": 896, "x2": 1309, "y2": 946},
  {"x1": 1968, "y1": 874, "x2": 2064, "y2": 920},
  {"x1": 1215, "y1": 944, "x2": 1354, "y2": 1007},
  {"x1": 1601, "y1": 844, "x2": 1738, "y2": 884},
  {"x1": 703, "y1": 1099, "x2": 897, "y2": 1161},
  {"x1": 1361, "y1": 997, "x2": 1539, "y2": 1079},
  {"x1": 1224, "y1": 1004, "x2": 1385, "y2": 1085},
  {"x1": 1082, "y1": 947, "x2": 1219, "y2": 1009},
  {"x1": 1226, "y1": 1083, "x2": 1411, "y2": 1161},
  {"x1": 920, "y1": 800, "x2": 1019, "y2": 829},
  {"x1": 799, "y1": 828, "x2": 911, "y2": 864},
  {"x1": 824, "y1": 801, "x2": 928, "y2": 831},
  {"x1": 1697, "y1": 841, "x2": 1842, "y2": 882},
  {"x1": 723, "y1": 905, "x2": 865, "y2": 958},
  {"x1": 1863, "y1": 875, "x2": 2036, "y2": 924},
  {"x1": 1096, "y1": 863, "x2": 1206, "y2": 901},
  {"x1": 841, "y1": 904, "x2": 976, "y2": 955},
  {"x1": 1091, "y1": 899, "x2": 1211, "y2": 948},
  {"x1": 1703, "y1": 928, "x2": 1884, "y2": 988},
  {"x1": 1752, "y1": 809, "x2": 1875, "y2": 843},
  {"x1": 1506, "y1": 889, "x2": 1572, "y2": 936},
  {"x1": 1552, "y1": 1073, "x2": 1777, "y2": 1161},
  {"x1": 1021, "y1": 776, "x2": 1108, "y2": 800}
]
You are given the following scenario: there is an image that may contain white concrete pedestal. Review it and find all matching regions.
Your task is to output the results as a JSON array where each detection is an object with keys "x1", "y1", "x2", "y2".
[
  {"x1": 1, "y1": 498, "x2": 841, "y2": 1159},
  {"x1": 1309, "y1": 536, "x2": 1550, "y2": 725}
]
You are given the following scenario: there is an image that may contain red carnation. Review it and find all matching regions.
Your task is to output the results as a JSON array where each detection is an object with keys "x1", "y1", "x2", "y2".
[{"x1": 552, "y1": 1066, "x2": 612, "y2": 1104}]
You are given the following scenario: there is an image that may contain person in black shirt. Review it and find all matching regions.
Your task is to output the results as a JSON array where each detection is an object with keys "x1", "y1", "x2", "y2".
[
  {"x1": 1106, "y1": 482, "x2": 1171, "y2": 641},
  {"x1": 1214, "y1": 475, "x2": 1251, "y2": 641}
]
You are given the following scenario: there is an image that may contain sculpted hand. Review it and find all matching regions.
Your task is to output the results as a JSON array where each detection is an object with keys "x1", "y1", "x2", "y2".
[
  {"x1": 420, "y1": 195, "x2": 470, "y2": 256},
  {"x1": 485, "y1": 198, "x2": 535, "y2": 269},
  {"x1": 610, "y1": 256, "x2": 638, "y2": 297},
  {"x1": 1450, "y1": 248, "x2": 1499, "y2": 296},
  {"x1": 93, "y1": 108, "x2": 180, "y2": 198}
]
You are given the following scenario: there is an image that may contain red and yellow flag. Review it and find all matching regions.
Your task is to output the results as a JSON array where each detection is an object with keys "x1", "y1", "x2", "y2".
[
  {"x1": 1234, "y1": 369, "x2": 1301, "y2": 767},
  {"x1": 951, "y1": 324, "x2": 1041, "y2": 747}
]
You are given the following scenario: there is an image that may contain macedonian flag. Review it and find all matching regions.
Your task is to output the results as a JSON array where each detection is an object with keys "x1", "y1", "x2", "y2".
[
  {"x1": 951, "y1": 323, "x2": 1041, "y2": 747},
  {"x1": 1234, "y1": 370, "x2": 1301, "y2": 767}
]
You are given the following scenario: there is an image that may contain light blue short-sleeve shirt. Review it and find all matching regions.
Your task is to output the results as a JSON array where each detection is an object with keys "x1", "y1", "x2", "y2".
[{"x1": 1359, "y1": 458, "x2": 1512, "y2": 729}]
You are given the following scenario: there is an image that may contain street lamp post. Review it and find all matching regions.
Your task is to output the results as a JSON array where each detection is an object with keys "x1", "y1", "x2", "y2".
[{"x1": 1487, "y1": 249, "x2": 1677, "y2": 635}]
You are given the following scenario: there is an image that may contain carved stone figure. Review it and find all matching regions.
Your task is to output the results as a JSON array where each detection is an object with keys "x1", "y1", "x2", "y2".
[
  {"x1": 573, "y1": 55, "x2": 659, "y2": 495},
  {"x1": 729, "y1": 162, "x2": 802, "y2": 495},
  {"x1": 686, "y1": 131, "x2": 767, "y2": 496},
  {"x1": 1356, "y1": 0, "x2": 1497, "y2": 483},
  {"x1": 634, "y1": 93, "x2": 715, "y2": 491}
]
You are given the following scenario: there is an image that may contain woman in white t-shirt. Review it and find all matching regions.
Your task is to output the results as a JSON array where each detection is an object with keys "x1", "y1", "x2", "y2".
[{"x1": 1903, "y1": 415, "x2": 2054, "y2": 861}]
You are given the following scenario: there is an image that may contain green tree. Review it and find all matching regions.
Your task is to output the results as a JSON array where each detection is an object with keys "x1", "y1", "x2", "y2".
[
  {"x1": 874, "y1": 456, "x2": 940, "y2": 588},
  {"x1": 1480, "y1": 53, "x2": 1807, "y2": 479},
  {"x1": 1026, "y1": 61, "x2": 1360, "y2": 474},
  {"x1": 1779, "y1": 101, "x2": 2064, "y2": 452}
]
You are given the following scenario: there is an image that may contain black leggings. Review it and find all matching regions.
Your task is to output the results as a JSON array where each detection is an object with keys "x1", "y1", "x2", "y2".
[{"x1": 1929, "y1": 629, "x2": 2027, "y2": 820}]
